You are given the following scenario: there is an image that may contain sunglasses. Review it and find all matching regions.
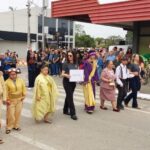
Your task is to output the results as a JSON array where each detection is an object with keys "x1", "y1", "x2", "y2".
[{"x1": 68, "y1": 55, "x2": 73, "y2": 57}]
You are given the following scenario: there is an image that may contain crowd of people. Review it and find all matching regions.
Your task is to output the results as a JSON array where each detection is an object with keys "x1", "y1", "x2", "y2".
[
  {"x1": 0, "y1": 46, "x2": 146, "y2": 144},
  {"x1": 0, "y1": 50, "x2": 18, "y2": 80}
]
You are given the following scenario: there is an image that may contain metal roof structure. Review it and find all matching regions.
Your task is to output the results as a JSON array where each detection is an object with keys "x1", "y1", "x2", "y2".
[{"x1": 51, "y1": 0, "x2": 150, "y2": 30}]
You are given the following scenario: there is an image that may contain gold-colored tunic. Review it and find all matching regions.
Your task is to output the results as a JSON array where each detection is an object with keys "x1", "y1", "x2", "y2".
[
  {"x1": 5, "y1": 77, "x2": 26, "y2": 130},
  {"x1": 32, "y1": 74, "x2": 58, "y2": 121}
]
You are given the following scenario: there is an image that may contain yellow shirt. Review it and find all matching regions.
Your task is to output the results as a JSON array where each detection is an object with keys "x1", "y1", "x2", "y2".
[
  {"x1": 5, "y1": 77, "x2": 26, "y2": 101},
  {"x1": 0, "y1": 75, "x2": 6, "y2": 101}
]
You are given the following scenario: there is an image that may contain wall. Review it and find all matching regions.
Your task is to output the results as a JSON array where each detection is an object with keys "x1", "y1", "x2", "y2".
[
  {"x1": 0, "y1": 7, "x2": 40, "y2": 34},
  {"x1": 0, "y1": 40, "x2": 28, "y2": 59}
]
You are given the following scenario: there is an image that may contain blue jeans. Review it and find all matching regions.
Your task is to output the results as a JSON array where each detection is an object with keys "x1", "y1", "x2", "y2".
[
  {"x1": 97, "y1": 67, "x2": 102, "y2": 81},
  {"x1": 51, "y1": 63, "x2": 59, "y2": 75},
  {"x1": 125, "y1": 91, "x2": 138, "y2": 108}
]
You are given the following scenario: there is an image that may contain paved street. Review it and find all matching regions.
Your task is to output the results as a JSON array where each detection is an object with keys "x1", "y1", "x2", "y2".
[{"x1": 1, "y1": 67, "x2": 150, "y2": 150}]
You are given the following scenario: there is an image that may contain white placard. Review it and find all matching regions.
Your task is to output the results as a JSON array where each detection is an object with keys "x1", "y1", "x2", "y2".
[
  {"x1": 69, "y1": 69, "x2": 84, "y2": 82},
  {"x1": 98, "y1": 0, "x2": 128, "y2": 4}
]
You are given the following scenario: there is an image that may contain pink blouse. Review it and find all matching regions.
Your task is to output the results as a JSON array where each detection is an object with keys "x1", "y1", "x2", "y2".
[{"x1": 100, "y1": 68, "x2": 116, "y2": 90}]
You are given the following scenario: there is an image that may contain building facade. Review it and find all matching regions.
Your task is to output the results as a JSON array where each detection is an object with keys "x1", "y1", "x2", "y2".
[
  {"x1": 52, "y1": 0, "x2": 150, "y2": 54},
  {"x1": 0, "y1": 7, "x2": 75, "y2": 58}
]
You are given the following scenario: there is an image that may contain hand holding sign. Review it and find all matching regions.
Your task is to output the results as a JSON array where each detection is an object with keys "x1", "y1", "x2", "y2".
[{"x1": 69, "y1": 70, "x2": 84, "y2": 82}]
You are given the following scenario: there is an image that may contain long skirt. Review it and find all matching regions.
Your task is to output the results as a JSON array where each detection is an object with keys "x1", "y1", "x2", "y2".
[
  {"x1": 83, "y1": 82, "x2": 96, "y2": 112},
  {"x1": 100, "y1": 87, "x2": 115, "y2": 101}
]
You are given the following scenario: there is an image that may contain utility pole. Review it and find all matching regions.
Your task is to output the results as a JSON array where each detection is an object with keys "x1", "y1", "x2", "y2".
[
  {"x1": 42, "y1": 0, "x2": 47, "y2": 51},
  {"x1": 26, "y1": 0, "x2": 31, "y2": 49},
  {"x1": 68, "y1": 20, "x2": 71, "y2": 50},
  {"x1": 9, "y1": 7, "x2": 15, "y2": 32}
]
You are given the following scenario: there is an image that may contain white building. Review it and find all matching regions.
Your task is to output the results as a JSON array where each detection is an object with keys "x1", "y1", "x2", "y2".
[{"x1": 0, "y1": 7, "x2": 75, "y2": 59}]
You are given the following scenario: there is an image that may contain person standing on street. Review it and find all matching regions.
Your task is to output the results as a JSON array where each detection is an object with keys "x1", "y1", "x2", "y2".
[
  {"x1": 61, "y1": 51, "x2": 78, "y2": 120},
  {"x1": 3, "y1": 52, "x2": 13, "y2": 80},
  {"x1": 5, "y1": 68, "x2": 26, "y2": 134},
  {"x1": 82, "y1": 51, "x2": 99, "y2": 114},
  {"x1": 96, "y1": 51, "x2": 104, "y2": 86},
  {"x1": 100, "y1": 60, "x2": 119, "y2": 112},
  {"x1": 27, "y1": 50, "x2": 36, "y2": 89},
  {"x1": 32, "y1": 64, "x2": 58, "y2": 123},
  {"x1": 116, "y1": 56, "x2": 129, "y2": 110},
  {"x1": 0, "y1": 71, "x2": 6, "y2": 144},
  {"x1": 124, "y1": 54, "x2": 142, "y2": 109},
  {"x1": 52, "y1": 50, "x2": 60, "y2": 76}
]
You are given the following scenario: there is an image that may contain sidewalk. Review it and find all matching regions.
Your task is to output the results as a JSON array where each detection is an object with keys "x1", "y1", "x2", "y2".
[{"x1": 139, "y1": 82, "x2": 150, "y2": 100}]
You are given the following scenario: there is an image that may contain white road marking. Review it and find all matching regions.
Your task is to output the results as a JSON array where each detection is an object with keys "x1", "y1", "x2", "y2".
[
  {"x1": 1, "y1": 119, "x2": 57, "y2": 150},
  {"x1": 58, "y1": 85, "x2": 150, "y2": 100},
  {"x1": 1, "y1": 98, "x2": 83, "y2": 118},
  {"x1": 2, "y1": 86, "x2": 150, "y2": 121},
  {"x1": 27, "y1": 86, "x2": 100, "y2": 99},
  {"x1": 101, "y1": 102, "x2": 150, "y2": 114}
]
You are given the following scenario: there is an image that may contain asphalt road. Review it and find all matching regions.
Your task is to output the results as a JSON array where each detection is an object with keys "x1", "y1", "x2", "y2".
[{"x1": 1, "y1": 67, "x2": 150, "y2": 150}]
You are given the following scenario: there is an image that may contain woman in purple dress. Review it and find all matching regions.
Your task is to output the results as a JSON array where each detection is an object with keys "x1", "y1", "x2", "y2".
[{"x1": 82, "y1": 51, "x2": 99, "y2": 114}]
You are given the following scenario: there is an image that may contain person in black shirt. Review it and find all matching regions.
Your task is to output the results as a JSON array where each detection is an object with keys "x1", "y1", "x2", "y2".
[
  {"x1": 61, "y1": 51, "x2": 78, "y2": 120},
  {"x1": 26, "y1": 50, "x2": 36, "y2": 89},
  {"x1": 125, "y1": 54, "x2": 141, "y2": 109}
]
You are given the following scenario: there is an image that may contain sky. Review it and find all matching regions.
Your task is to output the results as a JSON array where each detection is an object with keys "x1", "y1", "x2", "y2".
[{"x1": 0, "y1": 0, "x2": 127, "y2": 38}]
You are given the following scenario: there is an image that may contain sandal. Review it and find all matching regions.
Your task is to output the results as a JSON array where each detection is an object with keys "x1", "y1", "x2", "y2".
[
  {"x1": 6, "y1": 130, "x2": 11, "y2": 134},
  {"x1": 86, "y1": 110, "x2": 93, "y2": 114},
  {"x1": 100, "y1": 106, "x2": 108, "y2": 110},
  {"x1": 113, "y1": 108, "x2": 120, "y2": 112},
  {"x1": 13, "y1": 128, "x2": 21, "y2": 131},
  {"x1": 44, "y1": 120, "x2": 52, "y2": 124},
  {"x1": 0, "y1": 139, "x2": 4, "y2": 144}
]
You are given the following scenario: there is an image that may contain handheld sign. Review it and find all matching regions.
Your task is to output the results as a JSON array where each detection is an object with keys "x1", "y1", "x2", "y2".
[{"x1": 69, "y1": 70, "x2": 84, "y2": 82}]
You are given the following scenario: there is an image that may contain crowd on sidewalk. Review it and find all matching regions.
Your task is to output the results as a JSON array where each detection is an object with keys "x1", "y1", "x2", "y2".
[
  {"x1": 0, "y1": 50, "x2": 18, "y2": 80},
  {"x1": 0, "y1": 46, "x2": 147, "y2": 144}
]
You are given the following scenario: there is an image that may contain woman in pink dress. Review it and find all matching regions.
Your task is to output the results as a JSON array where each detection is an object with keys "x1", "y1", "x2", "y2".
[{"x1": 100, "y1": 60, "x2": 119, "y2": 112}]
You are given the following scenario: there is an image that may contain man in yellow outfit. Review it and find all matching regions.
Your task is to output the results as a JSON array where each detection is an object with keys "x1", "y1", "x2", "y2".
[
  {"x1": 0, "y1": 71, "x2": 6, "y2": 144},
  {"x1": 5, "y1": 68, "x2": 26, "y2": 134}
]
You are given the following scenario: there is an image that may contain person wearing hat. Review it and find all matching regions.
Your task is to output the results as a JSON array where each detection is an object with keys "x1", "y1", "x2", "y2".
[
  {"x1": 32, "y1": 63, "x2": 58, "y2": 123},
  {"x1": 5, "y1": 68, "x2": 26, "y2": 134},
  {"x1": 115, "y1": 56, "x2": 130, "y2": 110},
  {"x1": 0, "y1": 71, "x2": 6, "y2": 144},
  {"x1": 82, "y1": 51, "x2": 99, "y2": 114}
]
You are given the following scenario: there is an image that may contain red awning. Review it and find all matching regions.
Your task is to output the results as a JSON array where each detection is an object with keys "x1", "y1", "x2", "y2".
[{"x1": 52, "y1": 0, "x2": 150, "y2": 26}]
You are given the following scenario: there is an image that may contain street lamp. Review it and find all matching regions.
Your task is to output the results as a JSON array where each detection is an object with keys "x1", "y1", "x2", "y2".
[
  {"x1": 9, "y1": 6, "x2": 16, "y2": 32},
  {"x1": 42, "y1": 0, "x2": 48, "y2": 51},
  {"x1": 26, "y1": 0, "x2": 31, "y2": 49}
]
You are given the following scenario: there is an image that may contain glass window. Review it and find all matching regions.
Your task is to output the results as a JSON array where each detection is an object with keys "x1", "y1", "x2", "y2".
[
  {"x1": 140, "y1": 27, "x2": 150, "y2": 35},
  {"x1": 139, "y1": 36, "x2": 150, "y2": 54},
  {"x1": 38, "y1": 16, "x2": 56, "y2": 34},
  {"x1": 70, "y1": 21, "x2": 73, "y2": 36},
  {"x1": 58, "y1": 19, "x2": 68, "y2": 41}
]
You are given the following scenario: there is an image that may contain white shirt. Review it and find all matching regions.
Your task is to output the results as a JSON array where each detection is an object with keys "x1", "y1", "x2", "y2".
[{"x1": 115, "y1": 63, "x2": 129, "y2": 87}]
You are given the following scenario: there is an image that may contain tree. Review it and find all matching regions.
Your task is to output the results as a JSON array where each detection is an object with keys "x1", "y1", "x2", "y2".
[
  {"x1": 104, "y1": 35, "x2": 124, "y2": 47},
  {"x1": 75, "y1": 24, "x2": 86, "y2": 35},
  {"x1": 95, "y1": 37, "x2": 105, "y2": 47},
  {"x1": 75, "y1": 34, "x2": 96, "y2": 48},
  {"x1": 126, "y1": 31, "x2": 133, "y2": 44}
]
